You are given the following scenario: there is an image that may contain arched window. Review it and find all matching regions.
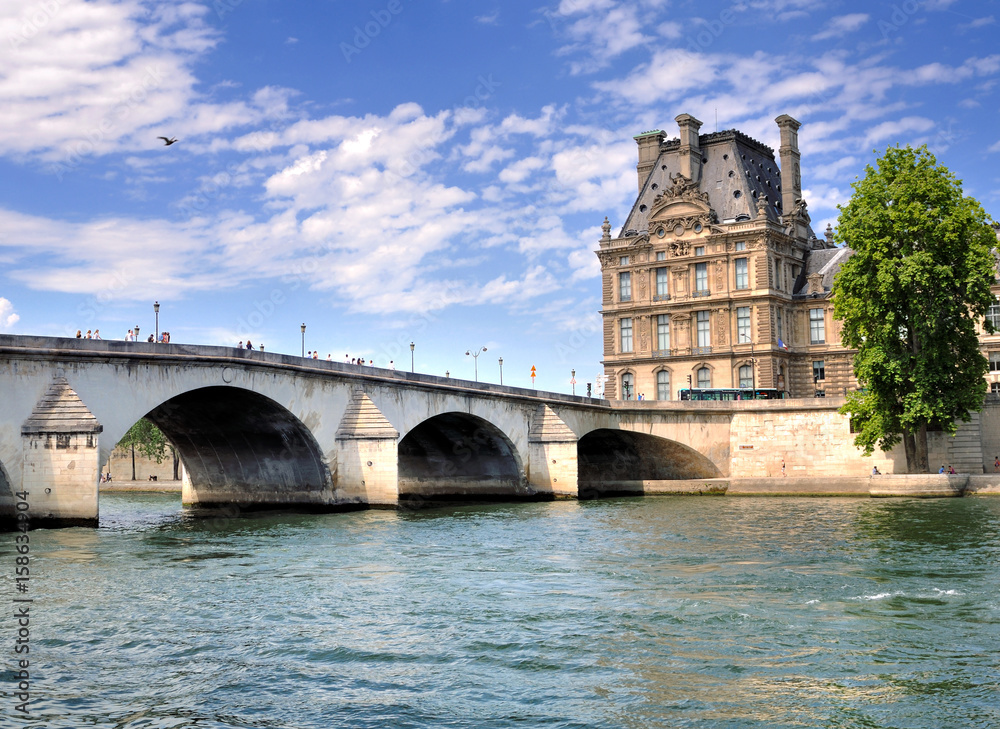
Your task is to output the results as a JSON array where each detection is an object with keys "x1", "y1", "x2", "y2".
[
  {"x1": 738, "y1": 364, "x2": 753, "y2": 389},
  {"x1": 697, "y1": 367, "x2": 711, "y2": 389},
  {"x1": 656, "y1": 370, "x2": 670, "y2": 400},
  {"x1": 621, "y1": 373, "x2": 634, "y2": 400}
]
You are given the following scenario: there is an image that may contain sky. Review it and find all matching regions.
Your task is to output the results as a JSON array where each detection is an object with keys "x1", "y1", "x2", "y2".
[{"x1": 0, "y1": 0, "x2": 998, "y2": 392}]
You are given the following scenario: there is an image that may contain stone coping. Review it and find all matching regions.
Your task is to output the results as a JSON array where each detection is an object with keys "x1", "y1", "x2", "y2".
[{"x1": 0, "y1": 334, "x2": 605, "y2": 408}]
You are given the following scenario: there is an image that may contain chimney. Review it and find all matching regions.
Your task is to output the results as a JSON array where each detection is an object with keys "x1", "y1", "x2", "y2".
[
  {"x1": 775, "y1": 114, "x2": 801, "y2": 217},
  {"x1": 634, "y1": 129, "x2": 665, "y2": 192},
  {"x1": 675, "y1": 113, "x2": 703, "y2": 183}
]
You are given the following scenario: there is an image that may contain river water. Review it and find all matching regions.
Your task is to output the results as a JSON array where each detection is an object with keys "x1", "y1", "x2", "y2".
[{"x1": 4, "y1": 493, "x2": 1000, "y2": 728}]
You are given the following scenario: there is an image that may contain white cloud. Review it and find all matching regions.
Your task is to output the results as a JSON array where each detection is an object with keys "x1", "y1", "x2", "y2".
[
  {"x1": 988, "y1": 140, "x2": 1000, "y2": 153},
  {"x1": 811, "y1": 13, "x2": 870, "y2": 41},
  {"x1": 0, "y1": 0, "x2": 286, "y2": 163},
  {"x1": 0, "y1": 297, "x2": 18, "y2": 330}
]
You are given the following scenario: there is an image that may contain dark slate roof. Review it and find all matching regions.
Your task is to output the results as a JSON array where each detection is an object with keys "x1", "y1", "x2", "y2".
[
  {"x1": 621, "y1": 130, "x2": 786, "y2": 236},
  {"x1": 794, "y1": 246, "x2": 853, "y2": 295}
]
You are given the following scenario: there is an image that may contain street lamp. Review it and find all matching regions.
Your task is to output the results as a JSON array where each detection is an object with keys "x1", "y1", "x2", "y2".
[
  {"x1": 623, "y1": 380, "x2": 631, "y2": 401},
  {"x1": 135, "y1": 325, "x2": 140, "y2": 343},
  {"x1": 498, "y1": 357, "x2": 503, "y2": 385},
  {"x1": 465, "y1": 346, "x2": 487, "y2": 381},
  {"x1": 571, "y1": 369, "x2": 576, "y2": 395},
  {"x1": 153, "y1": 301, "x2": 160, "y2": 343},
  {"x1": 300, "y1": 323, "x2": 306, "y2": 357},
  {"x1": 410, "y1": 342, "x2": 415, "y2": 373}
]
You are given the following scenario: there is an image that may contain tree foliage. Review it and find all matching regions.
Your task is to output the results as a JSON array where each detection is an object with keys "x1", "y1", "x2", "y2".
[
  {"x1": 833, "y1": 145, "x2": 997, "y2": 471},
  {"x1": 116, "y1": 418, "x2": 170, "y2": 463}
]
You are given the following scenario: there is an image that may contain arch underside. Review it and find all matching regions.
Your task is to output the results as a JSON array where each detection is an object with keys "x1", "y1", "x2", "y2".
[
  {"x1": 578, "y1": 428, "x2": 722, "y2": 496},
  {"x1": 145, "y1": 387, "x2": 332, "y2": 507},
  {"x1": 0, "y1": 461, "x2": 13, "y2": 527},
  {"x1": 397, "y1": 413, "x2": 527, "y2": 501}
]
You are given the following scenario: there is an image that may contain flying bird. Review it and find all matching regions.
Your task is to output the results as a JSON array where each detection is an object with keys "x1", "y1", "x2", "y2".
[{"x1": 157, "y1": 136, "x2": 178, "y2": 146}]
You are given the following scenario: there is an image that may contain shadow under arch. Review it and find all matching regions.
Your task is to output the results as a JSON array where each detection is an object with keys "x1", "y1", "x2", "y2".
[
  {"x1": 0, "y1": 460, "x2": 14, "y2": 528},
  {"x1": 577, "y1": 428, "x2": 723, "y2": 497},
  {"x1": 397, "y1": 412, "x2": 527, "y2": 503},
  {"x1": 141, "y1": 386, "x2": 332, "y2": 509}
]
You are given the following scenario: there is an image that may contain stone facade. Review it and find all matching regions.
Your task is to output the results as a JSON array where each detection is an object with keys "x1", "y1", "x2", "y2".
[
  {"x1": 600, "y1": 116, "x2": 1000, "y2": 405},
  {"x1": 599, "y1": 113, "x2": 854, "y2": 400}
]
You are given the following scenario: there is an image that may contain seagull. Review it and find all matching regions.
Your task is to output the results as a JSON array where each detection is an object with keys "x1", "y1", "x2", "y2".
[{"x1": 157, "y1": 136, "x2": 178, "y2": 146}]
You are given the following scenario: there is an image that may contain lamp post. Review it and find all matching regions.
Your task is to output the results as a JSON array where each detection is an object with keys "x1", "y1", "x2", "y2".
[
  {"x1": 445, "y1": 370, "x2": 450, "y2": 378},
  {"x1": 410, "y1": 342, "x2": 415, "y2": 373},
  {"x1": 135, "y1": 325, "x2": 140, "y2": 343},
  {"x1": 153, "y1": 301, "x2": 160, "y2": 343},
  {"x1": 300, "y1": 323, "x2": 306, "y2": 357},
  {"x1": 623, "y1": 380, "x2": 631, "y2": 401},
  {"x1": 498, "y1": 357, "x2": 503, "y2": 385},
  {"x1": 571, "y1": 369, "x2": 576, "y2": 396},
  {"x1": 466, "y1": 346, "x2": 487, "y2": 381}
]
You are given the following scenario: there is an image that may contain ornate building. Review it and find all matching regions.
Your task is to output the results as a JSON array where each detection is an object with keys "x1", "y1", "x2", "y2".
[{"x1": 597, "y1": 113, "x2": 856, "y2": 400}]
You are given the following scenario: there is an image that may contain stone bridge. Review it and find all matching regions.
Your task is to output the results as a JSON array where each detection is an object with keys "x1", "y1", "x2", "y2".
[{"x1": 1, "y1": 335, "x2": 752, "y2": 526}]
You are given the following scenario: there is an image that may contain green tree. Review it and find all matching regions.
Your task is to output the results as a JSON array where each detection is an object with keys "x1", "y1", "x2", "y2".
[
  {"x1": 833, "y1": 145, "x2": 997, "y2": 472},
  {"x1": 116, "y1": 418, "x2": 170, "y2": 480}
]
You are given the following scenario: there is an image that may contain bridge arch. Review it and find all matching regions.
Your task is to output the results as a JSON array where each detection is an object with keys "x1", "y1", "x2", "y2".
[
  {"x1": 397, "y1": 412, "x2": 526, "y2": 501},
  {"x1": 577, "y1": 428, "x2": 722, "y2": 497},
  {"x1": 129, "y1": 386, "x2": 333, "y2": 507}
]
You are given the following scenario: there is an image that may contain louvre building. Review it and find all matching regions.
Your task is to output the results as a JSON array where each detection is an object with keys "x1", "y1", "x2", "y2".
[{"x1": 597, "y1": 113, "x2": 1000, "y2": 401}]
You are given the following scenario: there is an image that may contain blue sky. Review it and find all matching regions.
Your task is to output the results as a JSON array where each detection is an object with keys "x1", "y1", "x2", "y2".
[{"x1": 0, "y1": 0, "x2": 997, "y2": 392}]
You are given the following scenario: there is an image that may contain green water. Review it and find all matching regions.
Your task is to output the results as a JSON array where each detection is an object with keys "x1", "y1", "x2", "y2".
[{"x1": 3, "y1": 493, "x2": 999, "y2": 728}]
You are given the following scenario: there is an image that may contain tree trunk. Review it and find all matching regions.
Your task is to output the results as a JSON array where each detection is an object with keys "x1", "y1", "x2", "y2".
[
  {"x1": 915, "y1": 423, "x2": 930, "y2": 473},
  {"x1": 903, "y1": 427, "x2": 931, "y2": 473},
  {"x1": 131, "y1": 444, "x2": 136, "y2": 481},
  {"x1": 172, "y1": 447, "x2": 180, "y2": 481},
  {"x1": 903, "y1": 432, "x2": 917, "y2": 473}
]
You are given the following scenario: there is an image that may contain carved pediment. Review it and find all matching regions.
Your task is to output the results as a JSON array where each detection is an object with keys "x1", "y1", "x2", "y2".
[
  {"x1": 648, "y1": 173, "x2": 716, "y2": 226},
  {"x1": 806, "y1": 272, "x2": 824, "y2": 295}
]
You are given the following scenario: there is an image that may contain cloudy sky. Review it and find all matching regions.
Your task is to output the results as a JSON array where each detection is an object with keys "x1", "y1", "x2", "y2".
[{"x1": 0, "y1": 0, "x2": 997, "y2": 391}]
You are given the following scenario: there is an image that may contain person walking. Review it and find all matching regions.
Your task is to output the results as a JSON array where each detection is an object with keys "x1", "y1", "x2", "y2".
[{"x1": 93, "y1": 329, "x2": 101, "y2": 339}]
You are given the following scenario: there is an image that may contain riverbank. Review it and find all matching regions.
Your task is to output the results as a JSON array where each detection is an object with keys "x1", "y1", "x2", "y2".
[{"x1": 102, "y1": 479, "x2": 183, "y2": 493}]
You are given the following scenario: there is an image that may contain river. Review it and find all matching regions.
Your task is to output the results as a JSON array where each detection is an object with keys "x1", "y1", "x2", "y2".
[{"x1": 4, "y1": 493, "x2": 999, "y2": 728}]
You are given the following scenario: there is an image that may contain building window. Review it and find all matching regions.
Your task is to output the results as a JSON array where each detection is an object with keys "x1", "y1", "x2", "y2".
[
  {"x1": 656, "y1": 251, "x2": 666, "y2": 261},
  {"x1": 657, "y1": 370, "x2": 670, "y2": 401},
  {"x1": 988, "y1": 298, "x2": 1000, "y2": 330},
  {"x1": 695, "y1": 262, "x2": 708, "y2": 292},
  {"x1": 990, "y1": 352, "x2": 1000, "y2": 372},
  {"x1": 695, "y1": 246, "x2": 705, "y2": 256},
  {"x1": 735, "y1": 258, "x2": 748, "y2": 289},
  {"x1": 776, "y1": 308, "x2": 784, "y2": 343},
  {"x1": 993, "y1": 381, "x2": 1000, "y2": 394},
  {"x1": 738, "y1": 364, "x2": 753, "y2": 388},
  {"x1": 620, "y1": 256, "x2": 629, "y2": 266},
  {"x1": 696, "y1": 310, "x2": 710, "y2": 348},
  {"x1": 809, "y1": 308, "x2": 825, "y2": 344},
  {"x1": 620, "y1": 318, "x2": 633, "y2": 353},
  {"x1": 621, "y1": 372, "x2": 634, "y2": 400},
  {"x1": 619, "y1": 272, "x2": 631, "y2": 301},
  {"x1": 737, "y1": 306, "x2": 751, "y2": 344},
  {"x1": 697, "y1": 366, "x2": 711, "y2": 388},
  {"x1": 657, "y1": 314, "x2": 670, "y2": 351},
  {"x1": 813, "y1": 360, "x2": 826, "y2": 381},
  {"x1": 656, "y1": 267, "x2": 669, "y2": 297},
  {"x1": 735, "y1": 241, "x2": 746, "y2": 251}
]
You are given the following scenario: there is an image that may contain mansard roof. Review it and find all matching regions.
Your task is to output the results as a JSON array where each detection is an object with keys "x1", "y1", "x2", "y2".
[{"x1": 620, "y1": 129, "x2": 787, "y2": 237}]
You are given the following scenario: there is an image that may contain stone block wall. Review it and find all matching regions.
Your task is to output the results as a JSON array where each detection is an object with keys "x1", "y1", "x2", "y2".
[
  {"x1": 730, "y1": 407, "x2": 898, "y2": 477},
  {"x1": 21, "y1": 432, "x2": 100, "y2": 521}
]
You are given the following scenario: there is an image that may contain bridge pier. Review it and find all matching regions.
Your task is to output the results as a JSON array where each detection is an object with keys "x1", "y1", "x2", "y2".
[
  {"x1": 335, "y1": 390, "x2": 400, "y2": 507},
  {"x1": 527, "y1": 405, "x2": 578, "y2": 498},
  {"x1": 20, "y1": 378, "x2": 102, "y2": 526}
]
